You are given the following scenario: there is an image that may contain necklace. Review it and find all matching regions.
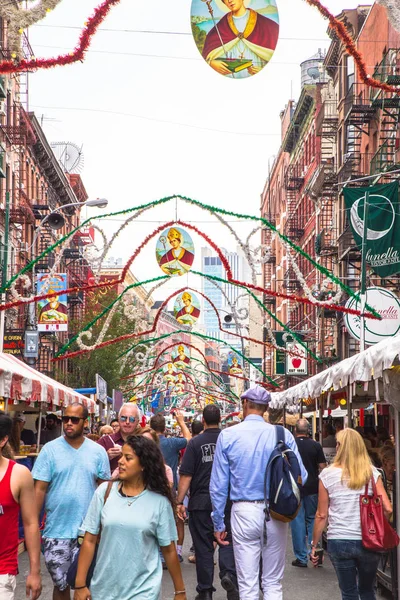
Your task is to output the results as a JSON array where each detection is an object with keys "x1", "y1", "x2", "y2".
[{"x1": 119, "y1": 484, "x2": 145, "y2": 506}]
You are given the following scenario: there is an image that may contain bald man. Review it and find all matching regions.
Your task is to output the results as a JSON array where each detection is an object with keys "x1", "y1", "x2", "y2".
[
  {"x1": 97, "y1": 404, "x2": 141, "y2": 472},
  {"x1": 290, "y1": 419, "x2": 326, "y2": 568}
]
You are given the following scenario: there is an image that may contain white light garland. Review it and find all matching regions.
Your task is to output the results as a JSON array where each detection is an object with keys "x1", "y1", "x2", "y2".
[
  {"x1": 377, "y1": 0, "x2": 400, "y2": 32},
  {"x1": 0, "y1": 0, "x2": 63, "y2": 59}
]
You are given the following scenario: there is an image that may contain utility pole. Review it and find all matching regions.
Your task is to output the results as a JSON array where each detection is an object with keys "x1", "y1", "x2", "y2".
[
  {"x1": 359, "y1": 190, "x2": 370, "y2": 353},
  {"x1": 0, "y1": 191, "x2": 11, "y2": 353}
]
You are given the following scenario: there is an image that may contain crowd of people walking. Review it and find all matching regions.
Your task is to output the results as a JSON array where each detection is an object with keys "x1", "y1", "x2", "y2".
[{"x1": 0, "y1": 384, "x2": 396, "y2": 600}]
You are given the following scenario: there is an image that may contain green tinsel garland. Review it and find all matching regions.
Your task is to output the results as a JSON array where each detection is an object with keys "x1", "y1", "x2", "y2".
[{"x1": 1, "y1": 194, "x2": 378, "y2": 319}]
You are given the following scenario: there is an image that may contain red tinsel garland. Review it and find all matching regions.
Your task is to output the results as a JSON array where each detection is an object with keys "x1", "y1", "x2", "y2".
[
  {"x1": 1, "y1": 0, "x2": 398, "y2": 98},
  {"x1": 306, "y1": 0, "x2": 400, "y2": 94},
  {"x1": 53, "y1": 286, "x2": 313, "y2": 362},
  {"x1": 3, "y1": 221, "x2": 379, "y2": 323},
  {"x1": 0, "y1": 0, "x2": 122, "y2": 75}
]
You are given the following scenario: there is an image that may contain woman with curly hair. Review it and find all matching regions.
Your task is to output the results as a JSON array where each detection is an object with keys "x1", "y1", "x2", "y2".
[{"x1": 73, "y1": 435, "x2": 186, "y2": 600}]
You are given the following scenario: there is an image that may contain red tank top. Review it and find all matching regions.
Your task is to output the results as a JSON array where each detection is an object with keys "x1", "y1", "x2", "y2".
[{"x1": 0, "y1": 460, "x2": 19, "y2": 575}]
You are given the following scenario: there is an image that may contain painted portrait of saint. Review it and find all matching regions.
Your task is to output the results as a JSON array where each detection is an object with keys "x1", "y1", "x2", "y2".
[
  {"x1": 174, "y1": 291, "x2": 201, "y2": 326},
  {"x1": 228, "y1": 354, "x2": 243, "y2": 375},
  {"x1": 172, "y1": 344, "x2": 191, "y2": 367},
  {"x1": 156, "y1": 226, "x2": 195, "y2": 277},
  {"x1": 191, "y1": 0, "x2": 279, "y2": 79},
  {"x1": 163, "y1": 362, "x2": 177, "y2": 383}
]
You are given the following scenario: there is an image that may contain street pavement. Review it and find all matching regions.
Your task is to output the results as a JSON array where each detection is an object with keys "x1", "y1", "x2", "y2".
[{"x1": 15, "y1": 528, "x2": 348, "y2": 600}]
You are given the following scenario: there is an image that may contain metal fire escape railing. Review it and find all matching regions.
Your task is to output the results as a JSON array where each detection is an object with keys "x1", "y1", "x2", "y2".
[
  {"x1": 284, "y1": 163, "x2": 305, "y2": 240},
  {"x1": 370, "y1": 49, "x2": 400, "y2": 176}
]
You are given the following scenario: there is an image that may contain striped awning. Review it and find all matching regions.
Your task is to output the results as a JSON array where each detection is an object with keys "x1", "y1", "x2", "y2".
[{"x1": 0, "y1": 352, "x2": 96, "y2": 411}]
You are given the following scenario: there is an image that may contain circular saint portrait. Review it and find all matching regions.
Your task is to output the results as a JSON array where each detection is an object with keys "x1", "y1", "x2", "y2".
[
  {"x1": 228, "y1": 352, "x2": 243, "y2": 375},
  {"x1": 163, "y1": 362, "x2": 177, "y2": 383},
  {"x1": 156, "y1": 226, "x2": 195, "y2": 277},
  {"x1": 174, "y1": 291, "x2": 201, "y2": 326},
  {"x1": 172, "y1": 344, "x2": 191, "y2": 368},
  {"x1": 191, "y1": 0, "x2": 279, "y2": 79}
]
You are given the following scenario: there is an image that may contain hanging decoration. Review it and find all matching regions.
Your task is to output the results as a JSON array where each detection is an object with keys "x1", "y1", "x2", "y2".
[
  {"x1": 172, "y1": 344, "x2": 191, "y2": 368},
  {"x1": 174, "y1": 291, "x2": 201, "y2": 326},
  {"x1": 305, "y1": 0, "x2": 400, "y2": 94},
  {"x1": 156, "y1": 226, "x2": 195, "y2": 277},
  {"x1": 1, "y1": 196, "x2": 380, "y2": 320},
  {"x1": 0, "y1": 0, "x2": 122, "y2": 74},
  {"x1": 377, "y1": 0, "x2": 400, "y2": 32},
  {"x1": 191, "y1": 0, "x2": 279, "y2": 79},
  {"x1": 0, "y1": 0, "x2": 63, "y2": 60}
]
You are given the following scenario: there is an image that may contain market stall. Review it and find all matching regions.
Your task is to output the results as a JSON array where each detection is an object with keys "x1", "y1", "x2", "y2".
[
  {"x1": 0, "y1": 351, "x2": 96, "y2": 451},
  {"x1": 270, "y1": 334, "x2": 400, "y2": 597}
]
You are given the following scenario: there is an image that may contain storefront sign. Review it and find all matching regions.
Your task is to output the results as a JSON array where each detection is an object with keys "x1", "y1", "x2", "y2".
[
  {"x1": 344, "y1": 286, "x2": 400, "y2": 345},
  {"x1": 3, "y1": 331, "x2": 24, "y2": 356},
  {"x1": 344, "y1": 182, "x2": 400, "y2": 277},
  {"x1": 286, "y1": 341, "x2": 308, "y2": 375}
]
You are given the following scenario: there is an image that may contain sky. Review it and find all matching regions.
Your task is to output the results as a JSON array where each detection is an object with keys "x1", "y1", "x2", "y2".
[{"x1": 27, "y1": 0, "x2": 350, "y2": 301}]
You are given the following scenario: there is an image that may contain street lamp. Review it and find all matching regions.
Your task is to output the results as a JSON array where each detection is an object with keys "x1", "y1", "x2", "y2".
[
  {"x1": 36, "y1": 198, "x2": 108, "y2": 233},
  {"x1": 0, "y1": 197, "x2": 108, "y2": 355}
]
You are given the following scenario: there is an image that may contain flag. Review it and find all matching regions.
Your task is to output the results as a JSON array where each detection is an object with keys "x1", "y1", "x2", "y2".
[{"x1": 344, "y1": 182, "x2": 400, "y2": 278}]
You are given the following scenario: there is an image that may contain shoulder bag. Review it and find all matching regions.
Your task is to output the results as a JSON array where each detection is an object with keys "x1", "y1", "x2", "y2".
[
  {"x1": 360, "y1": 475, "x2": 399, "y2": 552},
  {"x1": 67, "y1": 481, "x2": 113, "y2": 589}
]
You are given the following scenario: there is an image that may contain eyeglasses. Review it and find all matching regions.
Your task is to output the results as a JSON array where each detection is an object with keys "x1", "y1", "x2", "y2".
[
  {"x1": 120, "y1": 416, "x2": 137, "y2": 423},
  {"x1": 62, "y1": 416, "x2": 85, "y2": 425}
]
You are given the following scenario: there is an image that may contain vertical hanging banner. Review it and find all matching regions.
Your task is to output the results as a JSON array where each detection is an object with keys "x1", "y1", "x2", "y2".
[
  {"x1": 344, "y1": 182, "x2": 400, "y2": 278},
  {"x1": 37, "y1": 273, "x2": 68, "y2": 332}
]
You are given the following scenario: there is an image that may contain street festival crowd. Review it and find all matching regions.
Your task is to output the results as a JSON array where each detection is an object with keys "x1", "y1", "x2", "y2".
[{"x1": 0, "y1": 386, "x2": 397, "y2": 600}]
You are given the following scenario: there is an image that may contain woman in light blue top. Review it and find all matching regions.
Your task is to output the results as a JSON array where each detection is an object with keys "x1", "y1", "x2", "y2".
[{"x1": 73, "y1": 435, "x2": 187, "y2": 600}]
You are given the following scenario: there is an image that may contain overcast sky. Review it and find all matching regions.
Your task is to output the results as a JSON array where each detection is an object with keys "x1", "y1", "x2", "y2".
[{"x1": 28, "y1": 0, "x2": 352, "y2": 300}]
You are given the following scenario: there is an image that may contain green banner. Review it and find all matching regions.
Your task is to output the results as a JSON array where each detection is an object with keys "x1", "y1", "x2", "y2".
[{"x1": 344, "y1": 182, "x2": 400, "y2": 278}]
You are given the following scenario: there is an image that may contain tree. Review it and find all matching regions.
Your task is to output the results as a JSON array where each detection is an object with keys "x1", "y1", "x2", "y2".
[{"x1": 57, "y1": 287, "x2": 144, "y2": 395}]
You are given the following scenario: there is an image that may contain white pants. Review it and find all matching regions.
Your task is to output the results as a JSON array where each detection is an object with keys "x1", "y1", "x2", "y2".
[
  {"x1": 0, "y1": 575, "x2": 16, "y2": 600},
  {"x1": 231, "y1": 502, "x2": 288, "y2": 600}
]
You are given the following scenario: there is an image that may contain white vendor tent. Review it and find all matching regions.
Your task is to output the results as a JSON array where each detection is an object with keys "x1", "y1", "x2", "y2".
[
  {"x1": 270, "y1": 333, "x2": 400, "y2": 590},
  {"x1": 270, "y1": 333, "x2": 400, "y2": 409},
  {"x1": 0, "y1": 352, "x2": 95, "y2": 411}
]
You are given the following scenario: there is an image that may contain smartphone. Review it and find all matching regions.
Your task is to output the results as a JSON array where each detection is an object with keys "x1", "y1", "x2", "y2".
[{"x1": 313, "y1": 548, "x2": 324, "y2": 566}]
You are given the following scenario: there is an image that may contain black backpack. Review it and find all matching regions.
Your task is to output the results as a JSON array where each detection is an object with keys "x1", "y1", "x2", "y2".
[{"x1": 264, "y1": 425, "x2": 303, "y2": 523}]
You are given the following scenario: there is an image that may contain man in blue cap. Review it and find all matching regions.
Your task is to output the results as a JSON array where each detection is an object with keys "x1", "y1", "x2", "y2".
[{"x1": 210, "y1": 385, "x2": 307, "y2": 600}]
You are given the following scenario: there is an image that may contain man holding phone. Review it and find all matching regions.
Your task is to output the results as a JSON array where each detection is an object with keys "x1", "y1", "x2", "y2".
[{"x1": 97, "y1": 404, "x2": 141, "y2": 472}]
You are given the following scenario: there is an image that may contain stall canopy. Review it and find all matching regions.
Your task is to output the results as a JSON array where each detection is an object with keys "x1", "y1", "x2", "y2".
[
  {"x1": 0, "y1": 352, "x2": 96, "y2": 412},
  {"x1": 270, "y1": 334, "x2": 400, "y2": 410}
]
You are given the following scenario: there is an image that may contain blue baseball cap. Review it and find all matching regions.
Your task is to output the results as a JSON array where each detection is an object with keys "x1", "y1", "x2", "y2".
[{"x1": 241, "y1": 386, "x2": 271, "y2": 405}]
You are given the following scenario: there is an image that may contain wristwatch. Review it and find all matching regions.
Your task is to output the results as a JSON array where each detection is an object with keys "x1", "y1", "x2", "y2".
[{"x1": 177, "y1": 502, "x2": 184, "y2": 506}]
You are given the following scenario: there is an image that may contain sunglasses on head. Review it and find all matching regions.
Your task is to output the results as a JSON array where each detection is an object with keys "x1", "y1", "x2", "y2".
[
  {"x1": 62, "y1": 416, "x2": 85, "y2": 425},
  {"x1": 120, "y1": 416, "x2": 136, "y2": 423}
]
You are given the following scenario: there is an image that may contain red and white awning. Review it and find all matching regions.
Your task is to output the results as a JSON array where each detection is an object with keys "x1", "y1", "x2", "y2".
[{"x1": 0, "y1": 352, "x2": 96, "y2": 411}]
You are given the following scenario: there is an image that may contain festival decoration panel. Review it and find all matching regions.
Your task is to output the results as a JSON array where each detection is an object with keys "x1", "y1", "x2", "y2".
[
  {"x1": 174, "y1": 291, "x2": 201, "y2": 326},
  {"x1": 156, "y1": 226, "x2": 195, "y2": 277},
  {"x1": 191, "y1": 0, "x2": 279, "y2": 79}
]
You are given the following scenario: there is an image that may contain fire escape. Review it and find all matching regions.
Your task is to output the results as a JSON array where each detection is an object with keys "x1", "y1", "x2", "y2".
[
  {"x1": 284, "y1": 162, "x2": 305, "y2": 240},
  {"x1": 370, "y1": 48, "x2": 400, "y2": 176},
  {"x1": 339, "y1": 83, "x2": 376, "y2": 183}
]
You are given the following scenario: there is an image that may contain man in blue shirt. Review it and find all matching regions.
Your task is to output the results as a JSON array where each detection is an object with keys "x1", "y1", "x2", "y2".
[
  {"x1": 151, "y1": 410, "x2": 191, "y2": 562},
  {"x1": 33, "y1": 403, "x2": 110, "y2": 600},
  {"x1": 210, "y1": 386, "x2": 308, "y2": 600}
]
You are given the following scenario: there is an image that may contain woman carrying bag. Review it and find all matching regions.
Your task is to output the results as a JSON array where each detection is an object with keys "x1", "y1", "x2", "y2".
[
  {"x1": 73, "y1": 435, "x2": 186, "y2": 600},
  {"x1": 310, "y1": 428, "x2": 394, "y2": 600}
]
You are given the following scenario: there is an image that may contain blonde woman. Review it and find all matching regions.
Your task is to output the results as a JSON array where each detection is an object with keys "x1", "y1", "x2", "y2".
[{"x1": 311, "y1": 428, "x2": 392, "y2": 599}]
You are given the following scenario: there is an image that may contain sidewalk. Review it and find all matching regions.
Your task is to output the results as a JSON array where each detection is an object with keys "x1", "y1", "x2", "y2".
[{"x1": 16, "y1": 531, "x2": 342, "y2": 599}]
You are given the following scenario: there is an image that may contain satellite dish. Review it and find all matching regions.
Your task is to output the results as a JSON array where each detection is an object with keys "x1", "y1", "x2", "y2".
[
  {"x1": 307, "y1": 66, "x2": 321, "y2": 80},
  {"x1": 50, "y1": 142, "x2": 84, "y2": 173}
]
